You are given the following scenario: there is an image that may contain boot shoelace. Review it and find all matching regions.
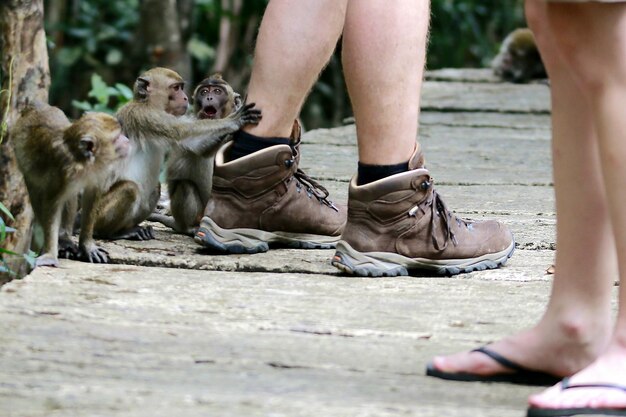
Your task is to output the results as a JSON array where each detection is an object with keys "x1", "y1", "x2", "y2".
[
  {"x1": 285, "y1": 159, "x2": 339, "y2": 212},
  {"x1": 294, "y1": 168, "x2": 339, "y2": 212},
  {"x1": 409, "y1": 180, "x2": 469, "y2": 250}
]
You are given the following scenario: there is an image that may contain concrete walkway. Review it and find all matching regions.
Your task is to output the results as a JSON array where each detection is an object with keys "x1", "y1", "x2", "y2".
[{"x1": 2, "y1": 69, "x2": 605, "y2": 417}]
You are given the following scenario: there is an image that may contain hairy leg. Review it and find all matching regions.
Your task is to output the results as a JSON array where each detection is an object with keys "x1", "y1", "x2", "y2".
[
  {"x1": 430, "y1": 0, "x2": 615, "y2": 379},
  {"x1": 35, "y1": 198, "x2": 63, "y2": 267},
  {"x1": 243, "y1": 0, "x2": 348, "y2": 138},
  {"x1": 58, "y1": 195, "x2": 79, "y2": 259},
  {"x1": 93, "y1": 180, "x2": 155, "y2": 241},
  {"x1": 170, "y1": 180, "x2": 203, "y2": 235},
  {"x1": 530, "y1": 2, "x2": 626, "y2": 410},
  {"x1": 342, "y1": 0, "x2": 428, "y2": 165}
]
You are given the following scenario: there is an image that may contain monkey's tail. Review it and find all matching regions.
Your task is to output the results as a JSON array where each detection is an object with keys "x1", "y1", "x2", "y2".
[{"x1": 147, "y1": 213, "x2": 178, "y2": 230}]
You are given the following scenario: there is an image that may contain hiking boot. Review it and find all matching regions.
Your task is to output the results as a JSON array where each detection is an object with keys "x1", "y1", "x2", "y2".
[
  {"x1": 332, "y1": 147, "x2": 514, "y2": 277},
  {"x1": 195, "y1": 122, "x2": 347, "y2": 253}
]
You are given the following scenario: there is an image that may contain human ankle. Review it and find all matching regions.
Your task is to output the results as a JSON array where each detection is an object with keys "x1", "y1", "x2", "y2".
[
  {"x1": 544, "y1": 312, "x2": 611, "y2": 355},
  {"x1": 356, "y1": 160, "x2": 409, "y2": 186},
  {"x1": 230, "y1": 130, "x2": 290, "y2": 160}
]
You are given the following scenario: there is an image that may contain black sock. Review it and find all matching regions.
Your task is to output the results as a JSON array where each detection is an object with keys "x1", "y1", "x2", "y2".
[
  {"x1": 230, "y1": 130, "x2": 290, "y2": 160},
  {"x1": 357, "y1": 161, "x2": 410, "y2": 186}
]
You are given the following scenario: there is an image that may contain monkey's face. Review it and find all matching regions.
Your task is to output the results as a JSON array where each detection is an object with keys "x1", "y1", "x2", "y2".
[
  {"x1": 194, "y1": 84, "x2": 230, "y2": 120},
  {"x1": 166, "y1": 82, "x2": 189, "y2": 116}
]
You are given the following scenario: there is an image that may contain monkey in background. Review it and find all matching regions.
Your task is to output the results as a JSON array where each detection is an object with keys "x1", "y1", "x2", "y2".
[
  {"x1": 91, "y1": 67, "x2": 261, "y2": 241},
  {"x1": 492, "y1": 28, "x2": 547, "y2": 83},
  {"x1": 12, "y1": 103, "x2": 129, "y2": 267},
  {"x1": 149, "y1": 74, "x2": 249, "y2": 235}
]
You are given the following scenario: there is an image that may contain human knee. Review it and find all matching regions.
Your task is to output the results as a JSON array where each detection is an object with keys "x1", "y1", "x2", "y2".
[
  {"x1": 525, "y1": 0, "x2": 548, "y2": 37},
  {"x1": 546, "y1": 5, "x2": 611, "y2": 92}
]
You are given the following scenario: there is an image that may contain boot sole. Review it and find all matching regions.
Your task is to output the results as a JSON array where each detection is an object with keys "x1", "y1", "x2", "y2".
[
  {"x1": 195, "y1": 216, "x2": 341, "y2": 254},
  {"x1": 331, "y1": 239, "x2": 516, "y2": 277}
]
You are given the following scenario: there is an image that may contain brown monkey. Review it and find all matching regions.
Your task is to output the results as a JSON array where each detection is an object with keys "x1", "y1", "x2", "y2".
[
  {"x1": 148, "y1": 74, "x2": 248, "y2": 235},
  {"x1": 492, "y1": 28, "x2": 546, "y2": 83},
  {"x1": 12, "y1": 102, "x2": 129, "y2": 267},
  {"x1": 92, "y1": 67, "x2": 261, "y2": 240}
]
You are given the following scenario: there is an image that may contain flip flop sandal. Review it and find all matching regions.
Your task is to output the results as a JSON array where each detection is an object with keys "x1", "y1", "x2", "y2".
[
  {"x1": 526, "y1": 377, "x2": 626, "y2": 417},
  {"x1": 426, "y1": 346, "x2": 562, "y2": 386}
]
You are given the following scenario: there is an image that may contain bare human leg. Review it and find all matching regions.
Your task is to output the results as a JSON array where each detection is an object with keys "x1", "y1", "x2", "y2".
[
  {"x1": 331, "y1": 0, "x2": 513, "y2": 276},
  {"x1": 529, "y1": 2, "x2": 626, "y2": 412},
  {"x1": 342, "y1": 0, "x2": 429, "y2": 165},
  {"x1": 243, "y1": 0, "x2": 348, "y2": 138},
  {"x1": 428, "y1": 0, "x2": 615, "y2": 382}
]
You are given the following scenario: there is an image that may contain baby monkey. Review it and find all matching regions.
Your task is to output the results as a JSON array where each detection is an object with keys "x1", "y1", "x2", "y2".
[
  {"x1": 12, "y1": 103, "x2": 129, "y2": 267},
  {"x1": 150, "y1": 74, "x2": 251, "y2": 235}
]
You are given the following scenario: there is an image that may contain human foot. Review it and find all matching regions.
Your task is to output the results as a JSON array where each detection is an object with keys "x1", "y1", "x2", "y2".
[
  {"x1": 527, "y1": 347, "x2": 626, "y2": 416},
  {"x1": 427, "y1": 323, "x2": 609, "y2": 385},
  {"x1": 426, "y1": 346, "x2": 561, "y2": 385}
]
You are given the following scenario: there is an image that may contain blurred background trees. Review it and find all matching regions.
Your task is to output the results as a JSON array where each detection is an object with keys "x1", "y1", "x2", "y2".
[{"x1": 45, "y1": 0, "x2": 525, "y2": 129}]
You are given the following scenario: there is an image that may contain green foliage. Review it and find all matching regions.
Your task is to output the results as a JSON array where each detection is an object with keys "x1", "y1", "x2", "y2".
[
  {"x1": 191, "y1": 0, "x2": 267, "y2": 79},
  {"x1": 0, "y1": 203, "x2": 36, "y2": 275},
  {"x1": 187, "y1": 36, "x2": 216, "y2": 64},
  {"x1": 47, "y1": 0, "x2": 525, "y2": 127},
  {"x1": 0, "y1": 202, "x2": 14, "y2": 243},
  {"x1": 72, "y1": 73, "x2": 132, "y2": 114},
  {"x1": 49, "y1": 0, "x2": 139, "y2": 66},
  {"x1": 47, "y1": 0, "x2": 139, "y2": 115},
  {"x1": 429, "y1": 0, "x2": 526, "y2": 68}
]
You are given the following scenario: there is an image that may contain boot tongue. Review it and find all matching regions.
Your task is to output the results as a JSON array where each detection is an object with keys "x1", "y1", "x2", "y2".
[
  {"x1": 288, "y1": 120, "x2": 302, "y2": 164},
  {"x1": 408, "y1": 143, "x2": 426, "y2": 170}
]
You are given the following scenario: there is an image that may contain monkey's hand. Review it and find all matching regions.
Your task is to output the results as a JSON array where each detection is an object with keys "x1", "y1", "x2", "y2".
[
  {"x1": 58, "y1": 236, "x2": 79, "y2": 259},
  {"x1": 230, "y1": 102, "x2": 262, "y2": 128},
  {"x1": 124, "y1": 225, "x2": 156, "y2": 241},
  {"x1": 104, "y1": 225, "x2": 155, "y2": 241},
  {"x1": 78, "y1": 243, "x2": 110, "y2": 264}
]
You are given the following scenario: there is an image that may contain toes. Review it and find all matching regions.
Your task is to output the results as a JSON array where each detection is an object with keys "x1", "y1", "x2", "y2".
[
  {"x1": 136, "y1": 226, "x2": 153, "y2": 240},
  {"x1": 89, "y1": 249, "x2": 109, "y2": 264},
  {"x1": 431, "y1": 356, "x2": 450, "y2": 372},
  {"x1": 528, "y1": 380, "x2": 626, "y2": 410},
  {"x1": 431, "y1": 350, "x2": 506, "y2": 375},
  {"x1": 528, "y1": 384, "x2": 563, "y2": 408}
]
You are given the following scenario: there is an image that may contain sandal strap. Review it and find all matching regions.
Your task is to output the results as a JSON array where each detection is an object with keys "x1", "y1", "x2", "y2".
[
  {"x1": 471, "y1": 346, "x2": 527, "y2": 372},
  {"x1": 561, "y1": 376, "x2": 626, "y2": 392}
]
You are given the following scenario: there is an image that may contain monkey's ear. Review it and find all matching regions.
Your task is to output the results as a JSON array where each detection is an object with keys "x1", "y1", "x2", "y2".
[
  {"x1": 135, "y1": 77, "x2": 151, "y2": 101},
  {"x1": 79, "y1": 136, "x2": 96, "y2": 160},
  {"x1": 233, "y1": 92, "x2": 243, "y2": 110}
]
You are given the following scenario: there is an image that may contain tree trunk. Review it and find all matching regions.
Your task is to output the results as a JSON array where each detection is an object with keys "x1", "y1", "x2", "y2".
[
  {"x1": 213, "y1": 0, "x2": 243, "y2": 76},
  {"x1": 0, "y1": 0, "x2": 50, "y2": 280},
  {"x1": 139, "y1": 0, "x2": 192, "y2": 81}
]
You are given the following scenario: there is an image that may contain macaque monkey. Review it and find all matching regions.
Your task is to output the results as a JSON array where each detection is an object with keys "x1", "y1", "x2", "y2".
[
  {"x1": 492, "y1": 28, "x2": 546, "y2": 83},
  {"x1": 92, "y1": 67, "x2": 261, "y2": 240},
  {"x1": 149, "y1": 74, "x2": 247, "y2": 235},
  {"x1": 12, "y1": 102, "x2": 129, "y2": 267}
]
